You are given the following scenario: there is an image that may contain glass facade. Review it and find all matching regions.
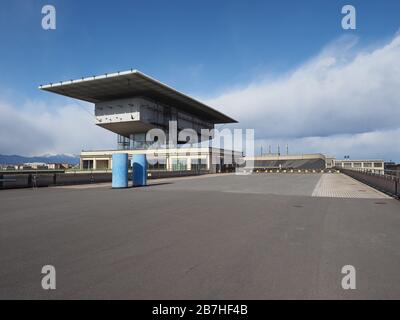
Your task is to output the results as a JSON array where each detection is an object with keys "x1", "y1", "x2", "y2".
[
  {"x1": 172, "y1": 159, "x2": 187, "y2": 171},
  {"x1": 191, "y1": 158, "x2": 208, "y2": 171}
]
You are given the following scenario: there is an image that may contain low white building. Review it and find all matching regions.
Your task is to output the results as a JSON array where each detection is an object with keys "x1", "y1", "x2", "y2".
[
  {"x1": 334, "y1": 159, "x2": 385, "y2": 175},
  {"x1": 80, "y1": 147, "x2": 242, "y2": 173}
]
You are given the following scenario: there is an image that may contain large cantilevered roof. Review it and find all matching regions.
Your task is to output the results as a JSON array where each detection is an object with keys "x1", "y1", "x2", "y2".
[{"x1": 39, "y1": 69, "x2": 236, "y2": 124}]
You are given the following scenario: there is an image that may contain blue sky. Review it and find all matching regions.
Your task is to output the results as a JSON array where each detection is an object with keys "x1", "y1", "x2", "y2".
[{"x1": 1, "y1": 0, "x2": 400, "y2": 161}]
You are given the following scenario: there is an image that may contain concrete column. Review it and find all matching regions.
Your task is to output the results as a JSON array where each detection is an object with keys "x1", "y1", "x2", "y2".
[
  {"x1": 132, "y1": 154, "x2": 147, "y2": 187},
  {"x1": 166, "y1": 155, "x2": 171, "y2": 171},
  {"x1": 112, "y1": 153, "x2": 129, "y2": 188}
]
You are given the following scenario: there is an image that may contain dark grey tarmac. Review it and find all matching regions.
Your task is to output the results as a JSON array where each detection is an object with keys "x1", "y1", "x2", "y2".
[{"x1": 0, "y1": 173, "x2": 399, "y2": 299}]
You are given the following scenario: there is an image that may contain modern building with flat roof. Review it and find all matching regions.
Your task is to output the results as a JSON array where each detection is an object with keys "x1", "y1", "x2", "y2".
[
  {"x1": 40, "y1": 69, "x2": 240, "y2": 173},
  {"x1": 334, "y1": 159, "x2": 385, "y2": 174}
]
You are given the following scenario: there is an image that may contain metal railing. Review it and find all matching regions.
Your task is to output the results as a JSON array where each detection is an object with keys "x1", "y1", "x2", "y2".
[
  {"x1": 0, "y1": 169, "x2": 210, "y2": 190},
  {"x1": 384, "y1": 169, "x2": 400, "y2": 178},
  {"x1": 340, "y1": 168, "x2": 400, "y2": 199}
]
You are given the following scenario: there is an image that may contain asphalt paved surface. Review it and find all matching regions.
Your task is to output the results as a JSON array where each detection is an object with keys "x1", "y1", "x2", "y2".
[{"x1": 1, "y1": 173, "x2": 400, "y2": 299}]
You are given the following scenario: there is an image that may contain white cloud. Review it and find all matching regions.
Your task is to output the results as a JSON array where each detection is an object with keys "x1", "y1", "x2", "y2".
[
  {"x1": 206, "y1": 34, "x2": 400, "y2": 161},
  {"x1": 0, "y1": 100, "x2": 115, "y2": 156}
]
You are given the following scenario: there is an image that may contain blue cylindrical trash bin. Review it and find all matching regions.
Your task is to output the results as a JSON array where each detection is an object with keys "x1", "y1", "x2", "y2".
[
  {"x1": 132, "y1": 154, "x2": 147, "y2": 187},
  {"x1": 112, "y1": 153, "x2": 129, "y2": 188}
]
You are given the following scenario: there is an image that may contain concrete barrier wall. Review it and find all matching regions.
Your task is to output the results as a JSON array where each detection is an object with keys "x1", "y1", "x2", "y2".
[
  {"x1": 55, "y1": 173, "x2": 113, "y2": 185},
  {"x1": 2, "y1": 174, "x2": 29, "y2": 188},
  {"x1": 341, "y1": 169, "x2": 399, "y2": 198},
  {"x1": 148, "y1": 170, "x2": 208, "y2": 179}
]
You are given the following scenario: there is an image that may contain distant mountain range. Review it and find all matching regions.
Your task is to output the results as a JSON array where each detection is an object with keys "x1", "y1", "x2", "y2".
[{"x1": 0, "y1": 154, "x2": 80, "y2": 165}]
